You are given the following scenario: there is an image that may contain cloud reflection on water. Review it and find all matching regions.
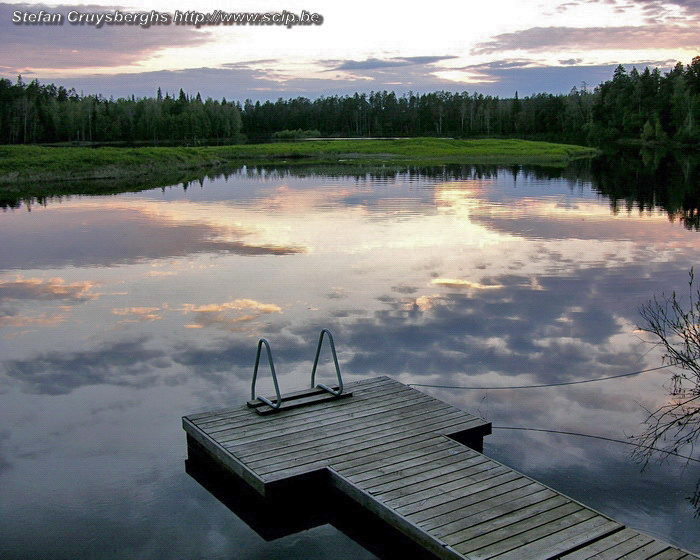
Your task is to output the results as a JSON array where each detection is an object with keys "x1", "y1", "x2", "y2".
[
  {"x1": 2, "y1": 337, "x2": 171, "y2": 395},
  {"x1": 1, "y1": 164, "x2": 700, "y2": 557},
  {"x1": 0, "y1": 276, "x2": 98, "y2": 301},
  {"x1": 0, "y1": 202, "x2": 305, "y2": 271}
]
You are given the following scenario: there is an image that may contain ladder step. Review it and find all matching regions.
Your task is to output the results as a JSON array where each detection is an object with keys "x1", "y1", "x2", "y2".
[{"x1": 248, "y1": 387, "x2": 353, "y2": 415}]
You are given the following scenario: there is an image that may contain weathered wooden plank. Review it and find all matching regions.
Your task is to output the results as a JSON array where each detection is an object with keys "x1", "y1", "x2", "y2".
[
  {"x1": 255, "y1": 414, "x2": 482, "y2": 477},
  {"x1": 207, "y1": 382, "x2": 490, "y2": 440},
  {"x1": 491, "y1": 518, "x2": 621, "y2": 560},
  {"x1": 243, "y1": 404, "x2": 460, "y2": 468},
  {"x1": 348, "y1": 444, "x2": 475, "y2": 486},
  {"x1": 247, "y1": 384, "x2": 343, "y2": 408},
  {"x1": 376, "y1": 463, "x2": 510, "y2": 504},
  {"x1": 398, "y1": 476, "x2": 535, "y2": 518},
  {"x1": 187, "y1": 403, "x2": 245, "y2": 423},
  {"x1": 191, "y1": 376, "x2": 388, "y2": 424},
  {"x1": 215, "y1": 377, "x2": 405, "y2": 428},
  {"x1": 450, "y1": 502, "x2": 585, "y2": 551},
  {"x1": 334, "y1": 425, "x2": 486, "y2": 476},
  {"x1": 219, "y1": 390, "x2": 444, "y2": 449},
  {"x1": 647, "y1": 551, "x2": 695, "y2": 560},
  {"x1": 437, "y1": 494, "x2": 569, "y2": 543},
  {"x1": 327, "y1": 467, "x2": 465, "y2": 560},
  {"x1": 339, "y1": 437, "x2": 460, "y2": 478},
  {"x1": 386, "y1": 470, "x2": 523, "y2": 510},
  {"x1": 618, "y1": 542, "x2": 674, "y2": 559},
  {"x1": 404, "y1": 479, "x2": 540, "y2": 522},
  {"x1": 327, "y1": 433, "x2": 451, "y2": 473},
  {"x1": 196, "y1": 377, "x2": 394, "y2": 429},
  {"x1": 203, "y1": 380, "x2": 411, "y2": 434},
  {"x1": 186, "y1": 403, "x2": 246, "y2": 424},
  {"x1": 586, "y1": 534, "x2": 659, "y2": 559},
  {"x1": 427, "y1": 488, "x2": 559, "y2": 536},
  {"x1": 456, "y1": 508, "x2": 598, "y2": 558},
  {"x1": 555, "y1": 527, "x2": 640, "y2": 559},
  {"x1": 253, "y1": 389, "x2": 353, "y2": 415},
  {"x1": 227, "y1": 398, "x2": 448, "y2": 458},
  {"x1": 362, "y1": 454, "x2": 492, "y2": 495},
  {"x1": 356, "y1": 448, "x2": 483, "y2": 489},
  {"x1": 217, "y1": 396, "x2": 443, "y2": 455},
  {"x1": 258, "y1": 417, "x2": 487, "y2": 482}
]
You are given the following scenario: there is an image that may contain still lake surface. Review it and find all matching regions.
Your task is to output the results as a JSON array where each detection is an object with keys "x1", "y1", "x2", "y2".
[{"x1": 1, "y1": 158, "x2": 699, "y2": 558}]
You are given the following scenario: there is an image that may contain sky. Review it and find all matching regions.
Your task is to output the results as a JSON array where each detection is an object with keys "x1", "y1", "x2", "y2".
[{"x1": 1, "y1": 0, "x2": 699, "y2": 101}]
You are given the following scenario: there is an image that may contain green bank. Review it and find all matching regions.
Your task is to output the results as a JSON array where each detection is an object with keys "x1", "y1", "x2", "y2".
[{"x1": 0, "y1": 138, "x2": 597, "y2": 194}]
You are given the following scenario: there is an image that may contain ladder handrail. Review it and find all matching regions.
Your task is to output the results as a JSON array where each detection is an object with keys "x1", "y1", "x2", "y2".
[
  {"x1": 251, "y1": 338, "x2": 282, "y2": 409},
  {"x1": 310, "y1": 329, "x2": 344, "y2": 396}
]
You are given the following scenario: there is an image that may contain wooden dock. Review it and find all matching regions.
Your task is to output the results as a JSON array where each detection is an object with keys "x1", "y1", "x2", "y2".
[{"x1": 183, "y1": 376, "x2": 699, "y2": 560}]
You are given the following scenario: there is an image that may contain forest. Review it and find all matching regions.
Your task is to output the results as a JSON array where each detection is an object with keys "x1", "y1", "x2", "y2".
[{"x1": 0, "y1": 57, "x2": 698, "y2": 146}]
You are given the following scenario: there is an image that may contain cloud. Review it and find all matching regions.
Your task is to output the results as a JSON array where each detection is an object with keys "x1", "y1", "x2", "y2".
[
  {"x1": 181, "y1": 298, "x2": 282, "y2": 331},
  {"x1": 326, "y1": 55, "x2": 457, "y2": 71},
  {"x1": 5, "y1": 52, "x2": 676, "y2": 101},
  {"x1": 169, "y1": 265, "x2": 647, "y2": 388},
  {"x1": 403, "y1": 55, "x2": 459, "y2": 64},
  {"x1": 105, "y1": 299, "x2": 285, "y2": 328},
  {"x1": 392, "y1": 285, "x2": 418, "y2": 294},
  {"x1": 0, "y1": 54, "x2": 468, "y2": 101},
  {"x1": 170, "y1": 328, "x2": 312, "y2": 377},
  {"x1": 181, "y1": 299, "x2": 282, "y2": 314},
  {"x1": 569, "y1": 0, "x2": 700, "y2": 22},
  {"x1": 470, "y1": 206, "x2": 699, "y2": 242},
  {"x1": 326, "y1": 287, "x2": 348, "y2": 300},
  {"x1": 1, "y1": 336, "x2": 170, "y2": 394},
  {"x1": 0, "y1": 204, "x2": 304, "y2": 270},
  {"x1": 112, "y1": 307, "x2": 162, "y2": 321},
  {"x1": 453, "y1": 60, "x2": 631, "y2": 94},
  {"x1": 220, "y1": 59, "x2": 280, "y2": 68},
  {"x1": 636, "y1": 0, "x2": 700, "y2": 17},
  {"x1": 475, "y1": 59, "x2": 535, "y2": 69},
  {"x1": 331, "y1": 58, "x2": 415, "y2": 71},
  {"x1": 0, "y1": 307, "x2": 66, "y2": 328},
  {"x1": 18, "y1": 57, "x2": 633, "y2": 100},
  {"x1": 0, "y1": 276, "x2": 97, "y2": 301},
  {"x1": 431, "y1": 278, "x2": 504, "y2": 290},
  {"x1": 472, "y1": 25, "x2": 700, "y2": 54},
  {"x1": 1, "y1": 2, "x2": 213, "y2": 72}
]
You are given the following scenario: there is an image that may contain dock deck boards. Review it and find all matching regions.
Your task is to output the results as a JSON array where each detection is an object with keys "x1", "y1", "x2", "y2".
[{"x1": 183, "y1": 376, "x2": 699, "y2": 560}]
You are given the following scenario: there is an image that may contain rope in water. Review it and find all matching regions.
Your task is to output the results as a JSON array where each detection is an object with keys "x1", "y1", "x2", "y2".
[
  {"x1": 410, "y1": 366, "x2": 700, "y2": 462},
  {"x1": 407, "y1": 365, "x2": 669, "y2": 390},
  {"x1": 492, "y1": 426, "x2": 700, "y2": 463}
]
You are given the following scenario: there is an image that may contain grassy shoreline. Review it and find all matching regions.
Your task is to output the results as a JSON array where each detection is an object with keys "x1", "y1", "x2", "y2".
[{"x1": 0, "y1": 138, "x2": 596, "y2": 192}]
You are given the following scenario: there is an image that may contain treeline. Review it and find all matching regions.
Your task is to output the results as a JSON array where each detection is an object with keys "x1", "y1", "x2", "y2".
[
  {"x1": 241, "y1": 89, "x2": 593, "y2": 141},
  {"x1": 241, "y1": 58, "x2": 700, "y2": 144},
  {"x1": 0, "y1": 80, "x2": 241, "y2": 144},
  {"x1": 1, "y1": 57, "x2": 699, "y2": 145},
  {"x1": 590, "y1": 60, "x2": 700, "y2": 143}
]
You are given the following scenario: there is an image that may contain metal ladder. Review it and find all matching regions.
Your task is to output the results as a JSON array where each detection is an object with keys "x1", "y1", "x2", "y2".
[{"x1": 248, "y1": 329, "x2": 351, "y2": 414}]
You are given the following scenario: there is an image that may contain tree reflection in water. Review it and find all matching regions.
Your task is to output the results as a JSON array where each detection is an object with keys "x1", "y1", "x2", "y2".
[{"x1": 636, "y1": 268, "x2": 700, "y2": 515}]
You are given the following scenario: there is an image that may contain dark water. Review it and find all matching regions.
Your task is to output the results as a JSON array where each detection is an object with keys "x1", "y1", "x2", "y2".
[{"x1": 1, "y1": 156, "x2": 700, "y2": 558}]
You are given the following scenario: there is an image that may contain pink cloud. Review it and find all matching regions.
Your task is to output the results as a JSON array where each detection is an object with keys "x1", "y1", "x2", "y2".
[{"x1": 473, "y1": 25, "x2": 700, "y2": 54}]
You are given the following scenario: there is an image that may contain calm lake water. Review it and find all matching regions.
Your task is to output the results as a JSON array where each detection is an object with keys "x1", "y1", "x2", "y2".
[{"x1": 1, "y1": 157, "x2": 700, "y2": 558}]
